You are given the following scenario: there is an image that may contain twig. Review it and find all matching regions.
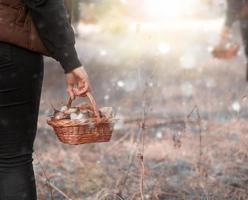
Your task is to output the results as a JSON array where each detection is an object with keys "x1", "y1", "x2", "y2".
[
  {"x1": 34, "y1": 152, "x2": 72, "y2": 200},
  {"x1": 129, "y1": 192, "x2": 139, "y2": 200},
  {"x1": 124, "y1": 117, "x2": 190, "y2": 128},
  {"x1": 96, "y1": 189, "x2": 125, "y2": 200},
  {"x1": 104, "y1": 132, "x2": 131, "y2": 154},
  {"x1": 115, "y1": 129, "x2": 139, "y2": 197},
  {"x1": 138, "y1": 114, "x2": 146, "y2": 200},
  {"x1": 37, "y1": 174, "x2": 73, "y2": 200},
  {"x1": 187, "y1": 105, "x2": 203, "y2": 173},
  {"x1": 34, "y1": 152, "x2": 54, "y2": 199}
]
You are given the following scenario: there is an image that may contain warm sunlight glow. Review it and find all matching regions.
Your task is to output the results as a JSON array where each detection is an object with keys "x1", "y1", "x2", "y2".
[{"x1": 143, "y1": 0, "x2": 198, "y2": 19}]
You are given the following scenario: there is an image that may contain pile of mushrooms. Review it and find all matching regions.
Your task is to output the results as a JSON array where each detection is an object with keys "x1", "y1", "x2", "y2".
[{"x1": 51, "y1": 103, "x2": 113, "y2": 122}]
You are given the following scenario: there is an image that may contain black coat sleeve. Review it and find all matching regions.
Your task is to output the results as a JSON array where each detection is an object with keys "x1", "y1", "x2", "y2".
[
  {"x1": 225, "y1": 0, "x2": 243, "y2": 27},
  {"x1": 24, "y1": 0, "x2": 81, "y2": 73}
]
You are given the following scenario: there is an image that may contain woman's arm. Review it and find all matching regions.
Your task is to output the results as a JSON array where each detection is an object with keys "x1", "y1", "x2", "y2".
[
  {"x1": 24, "y1": 0, "x2": 81, "y2": 73},
  {"x1": 219, "y1": 0, "x2": 243, "y2": 43},
  {"x1": 24, "y1": 0, "x2": 90, "y2": 98},
  {"x1": 225, "y1": 0, "x2": 243, "y2": 27}
]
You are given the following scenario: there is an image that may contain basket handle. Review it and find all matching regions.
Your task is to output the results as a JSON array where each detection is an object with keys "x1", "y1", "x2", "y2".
[{"x1": 67, "y1": 92, "x2": 101, "y2": 123}]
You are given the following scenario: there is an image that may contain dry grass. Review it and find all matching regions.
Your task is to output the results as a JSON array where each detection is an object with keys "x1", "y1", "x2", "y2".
[{"x1": 34, "y1": 29, "x2": 248, "y2": 199}]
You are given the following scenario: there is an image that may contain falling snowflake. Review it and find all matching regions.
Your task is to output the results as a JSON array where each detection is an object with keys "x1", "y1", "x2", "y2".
[
  {"x1": 104, "y1": 95, "x2": 110, "y2": 101},
  {"x1": 117, "y1": 80, "x2": 125, "y2": 88},
  {"x1": 206, "y1": 79, "x2": 216, "y2": 88},
  {"x1": 99, "y1": 49, "x2": 107, "y2": 56},
  {"x1": 180, "y1": 53, "x2": 196, "y2": 69},
  {"x1": 157, "y1": 42, "x2": 171, "y2": 54},
  {"x1": 156, "y1": 131, "x2": 163, "y2": 139},
  {"x1": 149, "y1": 82, "x2": 154, "y2": 87},
  {"x1": 231, "y1": 101, "x2": 241, "y2": 112},
  {"x1": 181, "y1": 82, "x2": 194, "y2": 97}
]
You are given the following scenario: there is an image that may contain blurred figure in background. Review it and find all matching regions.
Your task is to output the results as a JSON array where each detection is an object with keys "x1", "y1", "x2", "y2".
[{"x1": 221, "y1": 0, "x2": 248, "y2": 80}]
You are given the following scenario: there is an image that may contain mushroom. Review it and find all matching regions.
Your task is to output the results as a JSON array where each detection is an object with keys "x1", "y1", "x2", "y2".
[{"x1": 53, "y1": 111, "x2": 70, "y2": 120}]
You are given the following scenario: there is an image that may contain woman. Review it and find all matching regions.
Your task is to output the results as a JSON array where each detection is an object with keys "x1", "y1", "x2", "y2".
[
  {"x1": 0, "y1": 0, "x2": 90, "y2": 199},
  {"x1": 221, "y1": 0, "x2": 248, "y2": 80}
]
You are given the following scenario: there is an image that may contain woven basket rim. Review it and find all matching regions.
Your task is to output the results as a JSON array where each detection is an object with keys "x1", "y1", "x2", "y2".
[
  {"x1": 47, "y1": 117, "x2": 117, "y2": 127},
  {"x1": 212, "y1": 46, "x2": 239, "y2": 59}
]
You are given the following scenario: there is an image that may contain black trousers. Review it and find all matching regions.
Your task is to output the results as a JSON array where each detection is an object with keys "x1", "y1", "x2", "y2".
[{"x1": 0, "y1": 42, "x2": 44, "y2": 200}]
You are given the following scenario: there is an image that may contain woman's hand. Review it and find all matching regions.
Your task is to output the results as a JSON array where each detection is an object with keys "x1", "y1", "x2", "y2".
[
  {"x1": 219, "y1": 26, "x2": 231, "y2": 46},
  {"x1": 65, "y1": 66, "x2": 91, "y2": 100},
  {"x1": 221, "y1": 26, "x2": 231, "y2": 39}
]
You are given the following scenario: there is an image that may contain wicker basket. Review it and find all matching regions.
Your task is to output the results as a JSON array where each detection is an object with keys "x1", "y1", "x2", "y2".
[
  {"x1": 212, "y1": 44, "x2": 239, "y2": 59},
  {"x1": 47, "y1": 92, "x2": 114, "y2": 145}
]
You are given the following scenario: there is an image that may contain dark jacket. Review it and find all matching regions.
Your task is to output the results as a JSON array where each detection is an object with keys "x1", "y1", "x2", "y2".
[
  {"x1": 225, "y1": 0, "x2": 248, "y2": 27},
  {"x1": 24, "y1": 0, "x2": 81, "y2": 73}
]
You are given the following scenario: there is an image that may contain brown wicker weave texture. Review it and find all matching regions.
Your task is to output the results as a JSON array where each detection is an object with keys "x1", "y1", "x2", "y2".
[
  {"x1": 47, "y1": 92, "x2": 114, "y2": 145},
  {"x1": 212, "y1": 44, "x2": 239, "y2": 59}
]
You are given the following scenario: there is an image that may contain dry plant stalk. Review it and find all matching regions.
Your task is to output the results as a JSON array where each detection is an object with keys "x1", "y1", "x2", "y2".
[
  {"x1": 34, "y1": 152, "x2": 72, "y2": 200},
  {"x1": 187, "y1": 105, "x2": 203, "y2": 174}
]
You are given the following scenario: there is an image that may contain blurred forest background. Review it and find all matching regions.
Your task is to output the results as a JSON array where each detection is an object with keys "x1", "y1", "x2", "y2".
[{"x1": 36, "y1": 0, "x2": 248, "y2": 199}]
